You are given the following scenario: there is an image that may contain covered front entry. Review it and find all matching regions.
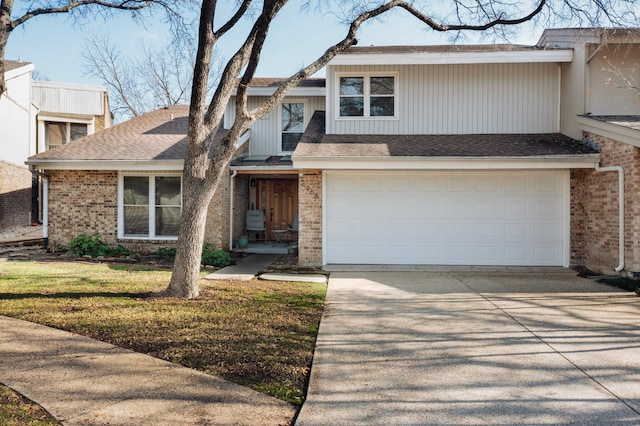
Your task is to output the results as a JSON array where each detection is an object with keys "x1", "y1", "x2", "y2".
[
  {"x1": 254, "y1": 178, "x2": 298, "y2": 240},
  {"x1": 324, "y1": 171, "x2": 569, "y2": 266}
]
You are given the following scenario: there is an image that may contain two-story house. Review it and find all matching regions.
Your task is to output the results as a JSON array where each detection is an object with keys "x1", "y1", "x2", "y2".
[
  {"x1": 0, "y1": 64, "x2": 111, "y2": 231},
  {"x1": 25, "y1": 27, "x2": 640, "y2": 276}
]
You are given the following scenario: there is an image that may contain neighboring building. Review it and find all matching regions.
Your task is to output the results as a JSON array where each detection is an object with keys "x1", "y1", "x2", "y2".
[
  {"x1": 0, "y1": 64, "x2": 111, "y2": 231},
  {"x1": 0, "y1": 61, "x2": 36, "y2": 229},
  {"x1": 32, "y1": 80, "x2": 111, "y2": 154},
  {"x1": 26, "y1": 28, "x2": 640, "y2": 276}
]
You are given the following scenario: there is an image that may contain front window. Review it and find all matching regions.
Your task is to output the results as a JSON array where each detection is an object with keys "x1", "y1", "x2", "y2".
[
  {"x1": 121, "y1": 175, "x2": 182, "y2": 239},
  {"x1": 281, "y1": 102, "x2": 304, "y2": 152},
  {"x1": 338, "y1": 74, "x2": 396, "y2": 118},
  {"x1": 45, "y1": 121, "x2": 88, "y2": 150}
]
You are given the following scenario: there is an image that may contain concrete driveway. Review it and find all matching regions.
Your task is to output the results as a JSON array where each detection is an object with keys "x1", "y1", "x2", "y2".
[{"x1": 296, "y1": 269, "x2": 640, "y2": 425}]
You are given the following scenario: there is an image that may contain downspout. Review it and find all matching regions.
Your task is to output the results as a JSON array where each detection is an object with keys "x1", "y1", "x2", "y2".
[
  {"x1": 42, "y1": 174, "x2": 49, "y2": 250},
  {"x1": 594, "y1": 164, "x2": 624, "y2": 272},
  {"x1": 229, "y1": 170, "x2": 238, "y2": 250},
  {"x1": 29, "y1": 167, "x2": 49, "y2": 250}
]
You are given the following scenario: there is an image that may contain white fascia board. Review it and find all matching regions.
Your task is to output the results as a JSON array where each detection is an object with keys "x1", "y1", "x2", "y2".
[
  {"x1": 230, "y1": 165, "x2": 296, "y2": 172},
  {"x1": 25, "y1": 160, "x2": 185, "y2": 171},
  {"x1": 5, "y1": 63, "x2": 34, "y2": 80},
  {"x1": 37, "y1": 114, "x2": 94, "y2": 123},
  {"x1": 32, "y1": 80, "x2": 108, "y2": 93},
  {"x1": 293, "y1": 155, "x2": 600, "y2": 170},
  {"x1": 231, "y1": 87, "x2": 326, "y2": 97},
  {"x1": 328, "y1": 49, "x2": 573, "y2": 66},
  {"x1": 577, "y1": 116, "x2": 640, "y2": 148}
]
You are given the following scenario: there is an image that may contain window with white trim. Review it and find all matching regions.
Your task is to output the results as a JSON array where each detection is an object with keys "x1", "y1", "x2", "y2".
[
  {"x1": 281, "y1": 102, "x2": 305, "y2": 152},
  {"x1": 338, "y1": 74, "x2": 396, "y2": 118},
  {"x1": 45, "y1": 121, "x2": 87, "y2": 150},
  {"x1": 120, "y1": 175, "x2": 182, "y2": 239}
]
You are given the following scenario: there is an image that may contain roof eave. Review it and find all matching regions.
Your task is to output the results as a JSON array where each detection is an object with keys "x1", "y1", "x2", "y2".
[
  {"x1": 577, "y1": 116, "x2": 640, "y2": 148},
  {"x1": 231, "y1": 87, "x2": 326, "y2": 97},
  {"x1": 292, "y1": 154, "x2": 600, "y2": 170},
  {"x1": 25, "y1": 159, "x2": 185, "y2": 171},
  {"x1": 328, "y1": 49, "x2": 574, "y2": 66}
]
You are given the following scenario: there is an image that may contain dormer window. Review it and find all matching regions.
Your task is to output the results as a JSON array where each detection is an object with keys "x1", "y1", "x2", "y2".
[
  {"x1": 338, "y1": 73, "x2": 396, "y2": 118},
  {"x1": 281, "y1": 101, "x2": 305, "y2": 153}
]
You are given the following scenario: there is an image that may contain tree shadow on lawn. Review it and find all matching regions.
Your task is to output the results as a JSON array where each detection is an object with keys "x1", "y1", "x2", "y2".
[{"x1": 0, "y1": 291, "x2": 154, "y2": 300}]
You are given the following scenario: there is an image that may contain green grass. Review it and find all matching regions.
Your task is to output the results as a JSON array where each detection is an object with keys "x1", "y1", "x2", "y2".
[
  {"x1": 0, "y1": 384, "x2": 60, "y2": 425},
  {"x1": 0, "y1": 260, "x2": 326, "y2": 410}
]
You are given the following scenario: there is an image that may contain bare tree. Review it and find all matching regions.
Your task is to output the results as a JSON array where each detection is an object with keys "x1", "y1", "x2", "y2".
[
  {"x1": 83, "y1": 34, "x2": 217, "y2": 121},
  {"x1": 0, "y1": 0, "x2": 189, "y2": 95},
  {"x1": 162, "y1": 0, "x2": 640, "y2": 298}
]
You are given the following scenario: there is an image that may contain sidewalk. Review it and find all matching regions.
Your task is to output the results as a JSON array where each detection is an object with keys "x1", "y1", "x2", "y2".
[
  {"x1": 0, "y1": 315, "x2": 296, "y2": 425},
  {"x1": 0, "y1": 224, "x2": 43, "y2": 245}
]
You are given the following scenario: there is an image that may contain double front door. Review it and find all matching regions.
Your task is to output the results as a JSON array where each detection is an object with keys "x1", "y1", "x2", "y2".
[{"x1": 257, "y1": 179, "x2": 298, "y2": 241}]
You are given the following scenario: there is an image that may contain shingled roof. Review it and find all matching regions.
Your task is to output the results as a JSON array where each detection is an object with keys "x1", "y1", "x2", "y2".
[
  {"x1": 294, "y1": 111, "x2": 600, "y2": 159},
  {"x1": 28, "y1": 106, "x2": 217, "y2": 164},
  {"x1": 5, "y1": 60, "x2": 32, "y2": 73}
]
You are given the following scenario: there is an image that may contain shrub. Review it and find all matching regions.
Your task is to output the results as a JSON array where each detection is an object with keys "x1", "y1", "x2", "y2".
[
  {"x1": 110, "y1": 245, "x2": 141, "y2": 260},
  {"x1": 69, "y1": 234, "x2": 111, "y2": 257},
  {"x1": 201, "y1": 243, "x2": 233, "y2": 268},
  {"x1": 152, "y1": 247, "x2": 177, "y2": 261}
]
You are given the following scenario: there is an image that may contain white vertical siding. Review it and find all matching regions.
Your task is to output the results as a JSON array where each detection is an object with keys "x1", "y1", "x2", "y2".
[
  {"x1": 235, "y1": 96, "x2": 325, "y2": 156},
  {"x1": 327, "y1": 63, "x2": 560, "y2": 135},
  {"x1": 32, "y1": 83, "x2": 105, "y2": 115},
  {"x1": 1, "y1": 69, "x2": 33, "y2": 164}
]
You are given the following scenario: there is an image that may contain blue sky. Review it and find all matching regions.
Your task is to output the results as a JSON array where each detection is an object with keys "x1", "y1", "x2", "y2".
[{"x1": 5, "y1": 2, "x2": 542, "y2": 86}]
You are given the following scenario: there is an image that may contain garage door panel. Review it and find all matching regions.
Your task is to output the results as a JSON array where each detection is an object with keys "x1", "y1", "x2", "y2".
[{"x1": 326, "y1": 172, "x2": 566, "y2": 266}]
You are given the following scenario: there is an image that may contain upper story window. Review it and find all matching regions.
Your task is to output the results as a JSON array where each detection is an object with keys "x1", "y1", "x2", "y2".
[
  {"x1": 281, "y1": 102, "x2": 305, "y2": 153},
  {"x1": 45, "y1": 121, "x2": 88, "y2": 150},
  {"x1": 120, "y1": 174, "x2": 182, "y2": 239},
  {"x1": 338, "y1": 73, "x2": 396, "y2": 118}
]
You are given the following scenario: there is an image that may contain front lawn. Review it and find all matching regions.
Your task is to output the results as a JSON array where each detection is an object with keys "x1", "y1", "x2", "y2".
[{"x1": 0, "y1": 260, "x2": 326, "y2": 407}]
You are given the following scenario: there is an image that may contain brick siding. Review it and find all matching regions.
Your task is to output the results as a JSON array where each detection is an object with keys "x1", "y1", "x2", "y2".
[
  {"x1": 204, "y1": 172, "x2": 231, "y2": 250},
  {"x1": 47, "y1": 170, "x2": 118, "y2": 248},
  {"x1": 47, "y1": 169, "x2": 231, "y2": 253},
  {"x1": 571, "y1": 133, "x2": 640, "y2": 274},
  {"x1": 0, "y1": 161, "x2": 33, "y2": 229},
  {"x1": 298, "y1": 169, "x2": 323, "y2": 267}
]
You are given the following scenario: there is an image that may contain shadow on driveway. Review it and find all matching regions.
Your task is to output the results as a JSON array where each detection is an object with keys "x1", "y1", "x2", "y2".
[{"x1": 296, "y1": 271, "x2": 640, "y2": 425}]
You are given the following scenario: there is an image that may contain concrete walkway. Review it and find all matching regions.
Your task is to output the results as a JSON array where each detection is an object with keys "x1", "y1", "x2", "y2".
[
  {"x1": 0, "y1": 315, "x2": 296, "y2": 425},
  {"x1": 205, "y1": 254, "x2": 280, "y2": 281},
  {"x1": 296, "y1": 270, "x2": 640, "y2": 425}
]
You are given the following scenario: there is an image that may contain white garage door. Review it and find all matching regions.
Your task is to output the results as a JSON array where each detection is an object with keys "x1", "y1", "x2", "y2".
[{"x1": 325, "y1": 171, "x2": 568, "y2": 266}]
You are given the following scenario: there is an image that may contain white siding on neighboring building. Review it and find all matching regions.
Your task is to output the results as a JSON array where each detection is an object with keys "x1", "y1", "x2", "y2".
[
  {"x1": 32, "y1": 81, "x2": 106, "y2": 116},
  {"x1": 1, "y1": 64, "x2": 34, "y2": 166},
  {"x1": 327, "y1": 63, "x2": 560, "y2": 135},
  {"x1": 226, "y1": 96, "x2": 325, "y2": 156}
]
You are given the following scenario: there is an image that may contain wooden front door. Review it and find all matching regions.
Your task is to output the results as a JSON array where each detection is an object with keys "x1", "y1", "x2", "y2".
[{"x1": 258, "y1": 179, "x2": 298, "y2": 240}]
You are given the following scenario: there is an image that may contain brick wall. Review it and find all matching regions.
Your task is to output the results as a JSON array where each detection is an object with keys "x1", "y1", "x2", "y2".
[
  {"x1": 47, "y1": 170, "x2": 118, "y2": 247},
  {"x1": 47, "y1": 167, "x2": 238, "y2": 253},
  {"x1": 0, "y1": 161, "x2": 33, "y2": 229},
  {"x1": 298, "y1": 169, "x2": 323, "y2": 267},
  {"x1": 571, "y1": 133, "x2": 640, "y2": 274},
  {"x1": 204, "y1": 172, "x2": 231, "y2": 250}
]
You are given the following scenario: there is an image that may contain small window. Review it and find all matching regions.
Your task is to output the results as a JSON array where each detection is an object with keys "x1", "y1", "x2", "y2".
[
  {"x1": 338, "y1": 74, "x2": 396, "y2": 118},
  {"x1": 370, "y1": 76, "x2": 395, "y2": 117},
  {"x1": 45, "y1": 121, "x2": 88, "y2": 150},
  {"x1": 281, "y1": 102, "x2": 304, "y2": 152},
  {"x1": 121, "y1": 175, "x2": 182, "y2": 239},
  {"x1": 339, "y1": 77, "x2": 364, "y2": 117}
]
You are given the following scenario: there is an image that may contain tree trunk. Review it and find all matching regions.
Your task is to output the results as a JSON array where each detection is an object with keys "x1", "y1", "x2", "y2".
[
  {"x1": 163, "y1": 146, "x2": 219, "y2": 298},
  {"x1": 0, "y1": 3, "x2": 13, "y2": 95}
]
